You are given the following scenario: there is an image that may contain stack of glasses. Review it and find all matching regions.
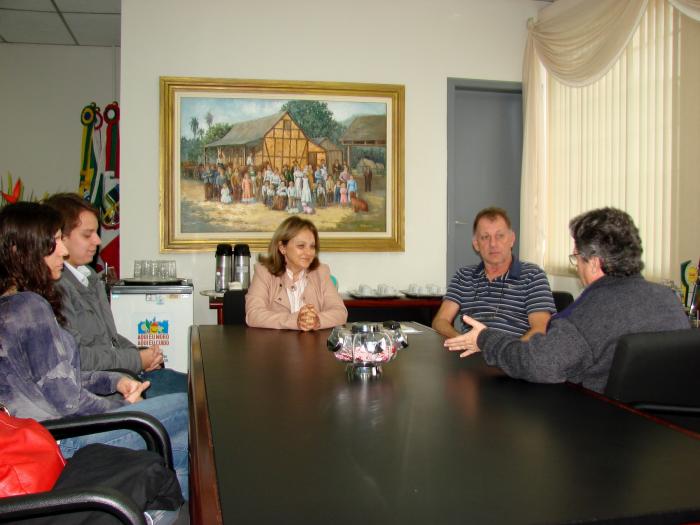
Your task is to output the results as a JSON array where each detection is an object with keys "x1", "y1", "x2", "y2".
[{"x1": 133, "y1": 260, "x2": 177, "y2": 279}]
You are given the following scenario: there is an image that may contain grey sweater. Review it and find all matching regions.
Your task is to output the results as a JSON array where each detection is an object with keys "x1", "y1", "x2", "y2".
[
  {"x1": 56, "y1": 268, "x2": 142, "y2": 372},
  {"x1": 478, "y1": 275, "x2": 690, "y2": 393}
]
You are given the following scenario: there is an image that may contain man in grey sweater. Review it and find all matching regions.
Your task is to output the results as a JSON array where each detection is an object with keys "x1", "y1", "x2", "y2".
[{"x1": 445, "y1": 207, "x2": 690, "y2": 393}]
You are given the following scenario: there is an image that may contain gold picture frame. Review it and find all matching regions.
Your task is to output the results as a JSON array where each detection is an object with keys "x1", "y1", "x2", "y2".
[{"x1": 160, "y1": 76, "x2": 404, "y2": 252}]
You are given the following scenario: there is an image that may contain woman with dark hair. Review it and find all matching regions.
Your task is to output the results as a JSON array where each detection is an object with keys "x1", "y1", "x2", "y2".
[
  {"x1": 245, "y1": 215, "x2": 347, "y2": 330},
  {"x1": 447, "y1": 207, "x2": 689, "y2": 393},
  {"x1": 0, "y1": 202, "x2": 67, "y2": 322},
  {"x1": 0, "y1": 202, "x2": 189, "y2": 500}
]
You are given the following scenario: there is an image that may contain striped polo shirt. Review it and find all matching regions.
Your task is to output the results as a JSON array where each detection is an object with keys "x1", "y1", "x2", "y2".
[{"x1": 444, "y1": 257, "x2": 556, "y2": 337}]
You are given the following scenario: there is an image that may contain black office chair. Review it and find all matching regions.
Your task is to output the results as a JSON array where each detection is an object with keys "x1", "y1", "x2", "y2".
[
  {"x1": 604, "y1": 329, "x2": 700, "y2": 432},
  {"x1": 223, "y1": 289, "x2": 247, "y2": 325},
  {"x1": 0, "y1": 411, "x2": 173, "y2": 525},
  {"x1": 552, "y1": 290, "x2": 574, "y2": 313}
]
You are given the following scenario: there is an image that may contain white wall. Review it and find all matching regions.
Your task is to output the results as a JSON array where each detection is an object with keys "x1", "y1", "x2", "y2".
[
  {"x1": 0, "y1": 44, "x2": 119, "y2": 198},
  {"x1": 120, "y1": 0, "x2": 543, "y2": 323}
]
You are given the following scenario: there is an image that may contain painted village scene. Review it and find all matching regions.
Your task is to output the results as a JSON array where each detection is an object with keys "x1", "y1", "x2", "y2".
[{"x1": 178, "y1": 97, "x2": 388, "y2": 234}]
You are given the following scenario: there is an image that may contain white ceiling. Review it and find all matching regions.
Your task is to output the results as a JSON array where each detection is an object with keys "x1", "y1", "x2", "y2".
[{"x1": 0, "y1": 0, "x2": 120, "y2": 47}]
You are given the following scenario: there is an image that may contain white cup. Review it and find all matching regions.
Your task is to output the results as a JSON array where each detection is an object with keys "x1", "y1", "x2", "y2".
[
  {"x1": 408, "y1": 283, "x2": 419, "y2": 293},
  {"x1": 359, "y1": 284, "x2": 373, "y2": 296},
  {"x1": 426, "y1": 283, "x2": 440, "y2": 295},
  {"x1": 377, "y1": 283, "x2": 388, "y2": 295}
]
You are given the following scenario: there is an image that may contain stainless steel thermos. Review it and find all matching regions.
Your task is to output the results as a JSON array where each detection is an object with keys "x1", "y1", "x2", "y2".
[
  {"x1": 233, "y1": 244, "x2": 251, "y2": 289},
  {"x1": 215, "y1": 244, "x2": 232, "y2": 292}
]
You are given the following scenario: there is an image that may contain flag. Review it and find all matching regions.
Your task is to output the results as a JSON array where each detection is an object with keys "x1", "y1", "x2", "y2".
[
  {"x1": 78, "y1": 102, "x2": 120, "y2": 277},
  {"x1": 78, "y1": 103, "x2": 100, "y2": 202},
  {"x1": 99, "y1": 102, "x2": 121, "y2": 277}
]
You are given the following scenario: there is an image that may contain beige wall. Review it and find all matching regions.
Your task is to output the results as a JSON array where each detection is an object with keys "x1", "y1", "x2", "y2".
[
  {"x1": 120, "y1": 0, "x2": 543, "y2": 323},
  {"x1": 0, "y1": 44, "x2": 119, "y2": 199}
]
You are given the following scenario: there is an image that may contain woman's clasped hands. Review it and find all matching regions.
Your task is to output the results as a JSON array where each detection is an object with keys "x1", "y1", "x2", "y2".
[
  {"x1": 297, "y1": 303, "x2": 321, "y2": 331},
  {"x1": 116, "y1": 376, "x2": 151, "y2": 403}
]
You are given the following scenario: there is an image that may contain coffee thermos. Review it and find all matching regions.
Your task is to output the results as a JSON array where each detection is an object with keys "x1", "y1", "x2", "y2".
[
  {"x1": 214, "y1": 243, "x2": 232, "y2": 292},
  {"x1": 233, "y1": 243, "x2": 251, "y2": 289}
]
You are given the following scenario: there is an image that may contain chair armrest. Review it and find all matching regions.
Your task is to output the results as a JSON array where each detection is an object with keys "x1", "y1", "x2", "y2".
[
  {"x1": 42, "y1": 411, "x2": 173, "y2": 469},
  {"x1": 0, "y1": 487, "x2": 146, "y2": 525},
  {"x1": 633, "y1": 403, "x2": 700, "y2": 416}
]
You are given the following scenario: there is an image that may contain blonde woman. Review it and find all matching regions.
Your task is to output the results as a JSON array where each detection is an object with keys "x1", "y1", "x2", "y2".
[{"x1": 245, "y1": 216, "x2": 347, "y2": 330}]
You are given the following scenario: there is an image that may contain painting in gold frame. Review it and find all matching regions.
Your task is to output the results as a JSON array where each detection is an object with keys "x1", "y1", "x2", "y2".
[{"x1": 160, "y1": 76, "x2": 404, "y2": 252}]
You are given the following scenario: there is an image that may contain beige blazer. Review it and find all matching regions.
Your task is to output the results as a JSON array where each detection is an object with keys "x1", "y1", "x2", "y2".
[{"x1": 245, "y1": 262, "x2": 348, "y2": 330}]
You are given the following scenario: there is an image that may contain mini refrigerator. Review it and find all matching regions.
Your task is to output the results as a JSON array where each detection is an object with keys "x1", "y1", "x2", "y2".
[{"x1": 110, "y1": 280, "x2": 194, "y2": 373}]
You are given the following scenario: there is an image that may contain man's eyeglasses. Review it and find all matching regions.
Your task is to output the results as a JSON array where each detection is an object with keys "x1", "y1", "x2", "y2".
[{"x1": 568, "y1": 253, "x2": 579, "y2": 266}]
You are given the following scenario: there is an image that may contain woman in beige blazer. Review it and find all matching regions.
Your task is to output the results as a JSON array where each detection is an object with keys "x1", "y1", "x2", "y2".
[{"x1": 245, "y1": 216, "x2": 347, "y2": 330}]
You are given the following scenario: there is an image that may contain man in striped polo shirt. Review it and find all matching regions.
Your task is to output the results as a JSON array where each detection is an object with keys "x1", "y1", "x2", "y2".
[{"x1": 432, "y1": 207, "x2": 556, "y2": 340}]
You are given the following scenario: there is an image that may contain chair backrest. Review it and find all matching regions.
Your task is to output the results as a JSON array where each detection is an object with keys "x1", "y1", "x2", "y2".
[
  {"x1": 604, "y1": 329, "x2": 700, "y2": 407},
  {"x1": 552, "y1": 291, "x2": 574, "y2": 313},
  {"x1": 223, "y1": 290, "x2": 247, "y2": 325}
]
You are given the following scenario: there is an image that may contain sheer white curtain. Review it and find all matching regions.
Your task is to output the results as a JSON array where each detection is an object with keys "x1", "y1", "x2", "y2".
[
  {"x1": 521, "y1": 0, "x2": 699, "y2": 280},
  {"x1": 669, "y1": 0, "x2": 700, "y2": 19}
]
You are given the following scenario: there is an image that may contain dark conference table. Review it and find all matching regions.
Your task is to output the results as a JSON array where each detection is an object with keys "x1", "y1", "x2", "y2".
[{"x1": 189, "y1": 324, "x2": 700, "y2": 524}]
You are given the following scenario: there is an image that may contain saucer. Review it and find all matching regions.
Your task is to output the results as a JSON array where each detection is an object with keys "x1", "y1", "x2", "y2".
[
  {"x1": 400, "y1": 290, "x2": 444, "y2": 299},
  {"x1": 348, "y1": 290, "x2": 402, "y2": 299},
  {"x1": 199, "y1": 289, "x2": 225, "y2": 298}
]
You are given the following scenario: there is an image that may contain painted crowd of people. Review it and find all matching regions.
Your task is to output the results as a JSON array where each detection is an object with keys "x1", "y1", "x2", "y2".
[{"x1": 194, "y1": 155, "x2": 375, "y2": 215}]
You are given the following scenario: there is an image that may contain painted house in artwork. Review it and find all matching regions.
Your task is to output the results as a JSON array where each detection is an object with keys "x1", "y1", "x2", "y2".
[
  {"x1": 310, "y1": 137, "x2": 344, "y2": 170},
  {"x1": 204, "y1": 111, "x2": 326, "y2": 171},
  {"x1": 339, "y1": 114, "x2": 387, "y2": 166}
]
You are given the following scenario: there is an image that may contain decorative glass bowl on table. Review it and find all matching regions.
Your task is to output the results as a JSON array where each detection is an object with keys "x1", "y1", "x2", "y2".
[{"x1": 327, "y1": 321, "x2": 409, "y2": 379}]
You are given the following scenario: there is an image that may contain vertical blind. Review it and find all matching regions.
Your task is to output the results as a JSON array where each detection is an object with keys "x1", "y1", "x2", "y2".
[
  {"x1": 543, "y1": 0, "x2": 676, "y2": 279},
  {"x1": 544, "y1": 0, "x2": 678, "y2": 277}
]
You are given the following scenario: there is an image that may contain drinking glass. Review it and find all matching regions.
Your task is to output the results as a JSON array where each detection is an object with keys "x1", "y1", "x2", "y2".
[
  {"x1": 153, "y1": 261, "x2": 165, "y2": 278},
  {"x1": 165, "y1": 260, "x2": 177, "y2": 278},
  {"x1": 133, "y1": 260, "x2": 144, "y2": 278},
  {"x1": 141, "y1": 260, "x2": 154, "y2": 278}
]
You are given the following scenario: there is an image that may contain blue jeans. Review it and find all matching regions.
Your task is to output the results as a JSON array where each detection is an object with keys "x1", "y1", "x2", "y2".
[
  {"x1": 141, "y1": 368, "x2": 188, "y2": 397},
  {"x1": 59, "y1": 393, "x2": 189, "y2": 501}
]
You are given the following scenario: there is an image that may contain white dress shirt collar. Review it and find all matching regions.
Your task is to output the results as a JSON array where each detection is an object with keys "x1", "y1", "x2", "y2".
[{"x1": 64, "y1": 262, "x2": 91, "y2": 288}]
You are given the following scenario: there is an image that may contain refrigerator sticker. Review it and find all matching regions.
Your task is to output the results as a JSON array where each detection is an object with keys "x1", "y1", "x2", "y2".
[
  {"x1": 146, "y1": 294, "x2": 166, "y2": 305},
  {"x1": 137, "y1": 317, "x2": 170, "y2": 346}
]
